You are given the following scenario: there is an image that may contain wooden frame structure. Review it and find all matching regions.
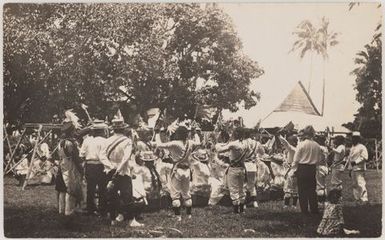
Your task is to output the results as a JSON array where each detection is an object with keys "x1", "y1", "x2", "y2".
[{"x1": 4, "y1": 123, "x2": 62, "y2": 189}]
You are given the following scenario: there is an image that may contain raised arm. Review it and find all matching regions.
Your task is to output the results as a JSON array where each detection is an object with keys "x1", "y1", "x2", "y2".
[
  {"x1": 279, "y1": 136, "x2": 296, "y2": 152},
  {"x1": 215, "y1": 142, "x2": 232, "y2": 153}
]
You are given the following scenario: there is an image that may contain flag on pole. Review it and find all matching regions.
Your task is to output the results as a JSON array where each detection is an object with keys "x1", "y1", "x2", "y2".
[
  {"x1": 80, "y1": 103, "x2": 88, "y2": 110},
  {"x1": 147, "y1": 108, "x2": 161, "y2": 128},
  {"x1": 196, "y1": 105, "x2": 217, "y2": 122},
  {"x1": 167, "y1": 118, "x2": 179, "y2": 135},
  {"x1": 214, "y1": 111, "x2": 224, "y2": 131},
  {"x1": 113, "y1": 109, "x2": 124, "y2": 121},
  {"x1": 64, "y1": 109, "x2": 81, "y2": 129}
]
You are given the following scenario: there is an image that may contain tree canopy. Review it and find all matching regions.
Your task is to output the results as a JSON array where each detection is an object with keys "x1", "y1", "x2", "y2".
[
  {"x1": 343, "y1": 24, "x2": 382, "y2": 139},
  {"x1": 4, "y1": 3, "x2": 264, "y2": 126}
]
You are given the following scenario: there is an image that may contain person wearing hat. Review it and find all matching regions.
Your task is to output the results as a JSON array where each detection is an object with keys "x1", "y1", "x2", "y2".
[
  {"x1": 347, "y1": 132, "x2": 368, "y2": 204},
  {"x1": 190, "y1": 148, "x2": 211, "y2": 206},
  {"x1": 56, "y1": 121, "x2": 84, "y2": 229},
  {"x1": 151, "y1": 125, "x2": 201, "y2": 221},
  {"x1": 292, "y1": 125, "x2": 323, "y2": 215},
  {"x1": 98, "y1": 118, "x2": 143, "y2": 227},
  {"x1": 132, "y1": 150, "x2": 162, "y2": 211},
  {"x1": 329, "y1": 135, "x2": 346, "y2": 190},
  {"x1": 79, "y1": 120, "x2": 108, "y2": 216}
]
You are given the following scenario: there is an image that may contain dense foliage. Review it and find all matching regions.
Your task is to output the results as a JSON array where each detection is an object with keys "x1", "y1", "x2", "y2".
[
  {"x1": 4, "y1": 3, "x2": 264, "y2": 125},
  {"x1": 343, "y1": 25, "x2": 382, "y2": 139}
]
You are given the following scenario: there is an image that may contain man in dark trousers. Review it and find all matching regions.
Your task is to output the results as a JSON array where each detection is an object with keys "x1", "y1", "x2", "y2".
[
  {"x1": 292, "y1": 125, "x2": 323, "y2": 215},
  {"x1": 79, "y1": 120, "x2": 108, "y2": 216},
  {"x1": 99, "y1": 118, "x2": 143, "y2": 227}
]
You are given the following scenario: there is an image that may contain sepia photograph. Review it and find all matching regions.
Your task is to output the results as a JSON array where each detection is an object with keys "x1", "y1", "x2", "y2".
[{"x1": 2, "y1": 1, "x2": 382, "y2": 238}]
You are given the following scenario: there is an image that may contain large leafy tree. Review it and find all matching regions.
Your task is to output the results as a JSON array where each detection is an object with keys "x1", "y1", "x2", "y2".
[
  {"x1": 343, "y1": 28, "x2": 381, "y2": 139},
  {"x1": 4, "y1": 3, "x2": 264, "y2": 125}
]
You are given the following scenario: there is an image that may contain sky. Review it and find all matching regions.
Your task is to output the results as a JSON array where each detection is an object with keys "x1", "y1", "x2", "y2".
[{"x1": 219, "y1": 2, "x2": 381, "y2": 128}]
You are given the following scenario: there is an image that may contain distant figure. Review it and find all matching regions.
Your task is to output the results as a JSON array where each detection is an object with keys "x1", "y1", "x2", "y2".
[
  {"x1": 292, "y1": 125, "x2": 323, "y2": 214},
  {"x1": 348, "y1": 132, "x2": 369, "y2": 204}
]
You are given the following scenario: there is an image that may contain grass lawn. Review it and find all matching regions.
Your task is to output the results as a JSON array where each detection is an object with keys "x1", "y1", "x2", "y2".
[{"x1": 3, "y1": 170, "x2": 382, "y2": 238}]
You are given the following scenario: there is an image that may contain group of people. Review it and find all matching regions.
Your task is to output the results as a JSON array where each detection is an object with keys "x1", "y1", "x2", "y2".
[{"x1": 22, "y1": 114, "x2": 369, "y2": 236}]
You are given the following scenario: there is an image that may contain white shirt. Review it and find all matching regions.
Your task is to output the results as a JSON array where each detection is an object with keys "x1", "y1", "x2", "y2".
[
  {"x1": 215, "y1": 140, "x2": 246, "y2": 164},
  {"x1": 349, "y1": 143, "x2": 368, "y2": 171},
  {"x1": 293, "y1": 139, "x2": 323, "y2": 167},
  {"x1": 156, "y1": 140, "x2": 199, "y2": 165},
  {"x1": 79, "y1": 136, "x2": 107, "y2": 163},
  {"x1": 99, "y1": 134, "x2": 132, "y2": 176}
]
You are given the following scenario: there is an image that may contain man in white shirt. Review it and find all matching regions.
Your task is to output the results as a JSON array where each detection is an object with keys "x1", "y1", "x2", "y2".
[
  {"x1": 348, "y1": 132, "x2": 369, "y2": 204},
  {"x1": 79, "y1": 120, "x2": 108, "y2": 216},
  {"x1": 99, "y1": 119, "x2": 143, "y2": 227},
  {"x1": 292, "y1": 125, "x2": 323, "y2": 215}
]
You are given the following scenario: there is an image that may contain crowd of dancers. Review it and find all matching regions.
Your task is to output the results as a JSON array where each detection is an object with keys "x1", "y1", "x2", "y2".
[{"x1": 9, "y1": 113, "x2": 370, "y2": 236}]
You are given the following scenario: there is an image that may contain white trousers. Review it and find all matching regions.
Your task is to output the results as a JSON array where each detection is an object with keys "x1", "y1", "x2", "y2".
[
  {"x1": 57, "y1": 192, "x2": 77, "y2": 216},
  {"x1": 244, "y1": 162, "x2": 257, "y2": 197},
  {"x1": 226, "y1": 167, "x2": 246, "y2": 205},
  {"x1": 351, "y1": 171, "x2": 368, "y2": 202},
  {"x1": 169, "y1": 168, "x2": 192, "y2": 207}
]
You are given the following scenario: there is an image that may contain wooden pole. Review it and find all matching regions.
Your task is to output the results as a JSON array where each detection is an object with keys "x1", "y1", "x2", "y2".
[
  {"x1": 4, "y1": 129, "x2": 26, "y2": 173},
  {"x1": 3, "y1": 126, "x2": 13, "y2": 166},
  {"x1": 6, "y1": 129, "x2": 52, "y2": 175},
  {"x1": 375, "y1": 139, "x2": 379, "y2": 172},
  {"x1": 22, "y1": 125, "x2": 43, "y2": 190}
]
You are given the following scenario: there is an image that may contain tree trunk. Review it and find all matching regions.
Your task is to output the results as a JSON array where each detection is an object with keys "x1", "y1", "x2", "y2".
[
  {"x1": 308, "y1": 51, "x2": 313, "y2": 94},
  {"x1": 321, "y1": 59, "x2": 326, "y2": 116}
]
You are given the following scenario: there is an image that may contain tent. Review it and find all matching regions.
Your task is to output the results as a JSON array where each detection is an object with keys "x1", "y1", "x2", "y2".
[{"x1": 262, "y1": 81, "x2": 350, "y2": 133}]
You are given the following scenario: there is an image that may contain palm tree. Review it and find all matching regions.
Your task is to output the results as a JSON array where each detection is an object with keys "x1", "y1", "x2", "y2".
[
  {"x1": 290, "y1": 18, "x2": 338, "y2": 115},
  {"x1": 290, "y1": 20, "x2": 321, "y2": 94},
  {"x1": 317, "y1": 17, "x2": 339, "y2": 115}
]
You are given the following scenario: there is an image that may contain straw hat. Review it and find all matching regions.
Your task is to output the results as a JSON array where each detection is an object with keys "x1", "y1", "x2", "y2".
[
  {"x1": 91, "y1": 119, "x2": 108, "y2": 130},
  {"x1": 111, "y1": 118, "x2": 129, "y2": 130}
]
